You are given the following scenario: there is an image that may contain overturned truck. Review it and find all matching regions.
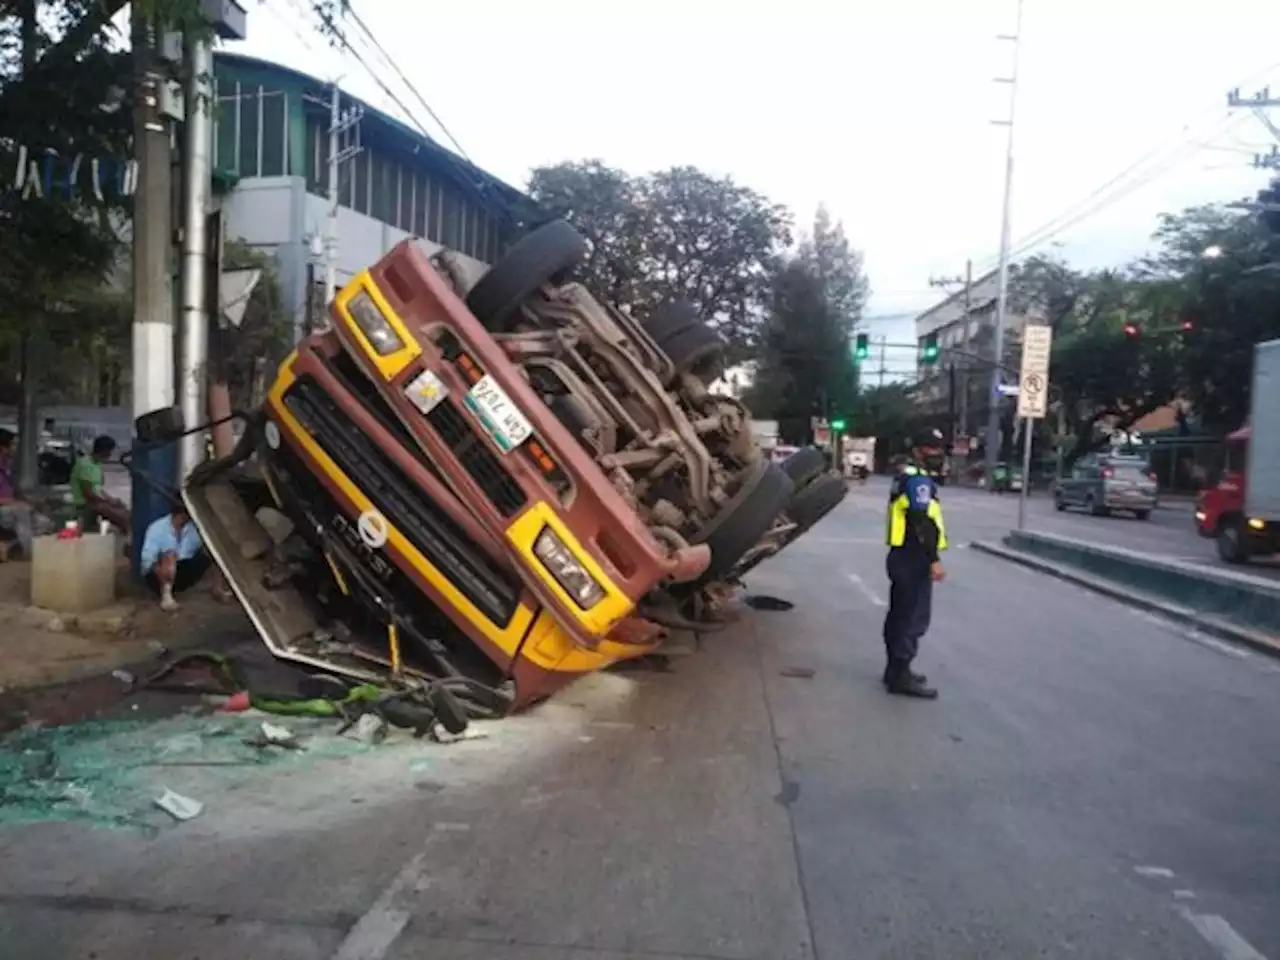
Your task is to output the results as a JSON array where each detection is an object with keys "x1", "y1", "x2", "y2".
[{"x1": 185, "y1": 221, "x2": 848, "y2": 717}]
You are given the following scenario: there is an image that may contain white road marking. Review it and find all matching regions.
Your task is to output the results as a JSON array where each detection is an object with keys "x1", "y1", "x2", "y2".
[
  {"x1": 1134, "y1": 865, "x2": 1176, "y2": 879},
  {"x1": 1180, "y1": 909, "x2": 1269, "y2": 960},
  {"x1": 847, "y1": 573, "x2": 887, "y2": 607},
  {"x1": 330, "y1": 850, "x2": 431, "y2": 960}
]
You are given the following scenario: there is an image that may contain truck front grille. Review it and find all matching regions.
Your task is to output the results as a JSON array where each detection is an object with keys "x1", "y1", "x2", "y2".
[
  {"x1": 425, "y1": 399, "x2": 528, "y2": 518},
  {"x1": 281, "y1": 376, "x2": 521, "y2": 627}
]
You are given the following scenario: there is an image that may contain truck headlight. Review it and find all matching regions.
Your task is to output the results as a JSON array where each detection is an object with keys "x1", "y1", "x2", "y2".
[
  {"x1": 346, "y1": 290, "x2": 404, "y2": 356},
  {"x1": 533, "y1": 527, "x2": 605, "y2": 610}
]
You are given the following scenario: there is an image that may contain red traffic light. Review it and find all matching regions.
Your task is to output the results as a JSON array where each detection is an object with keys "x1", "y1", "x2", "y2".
[
  {"x1": 1123, "y1": 323, "x2": 1140, "y2": 338},
  {"x1": 1181, "y1": 318, "x2": 1195, "y2": 331}
]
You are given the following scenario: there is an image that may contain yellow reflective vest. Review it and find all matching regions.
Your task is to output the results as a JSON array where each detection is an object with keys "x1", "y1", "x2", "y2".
[{"x1": 886, "y1": 472, "x2": 948, "y2": 552}]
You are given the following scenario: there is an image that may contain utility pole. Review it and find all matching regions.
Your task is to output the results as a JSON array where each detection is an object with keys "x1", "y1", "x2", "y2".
[
  {"x1": 324, "y1": 84, "x2": 363, "y2": 304},
  {"x1": 131, "y1": 8, "x2": 175, "y2": 435},
  {"x1": 1228, "y1": 86, "x2": 1280, "y2": 146},
  {"x1": 986, "y1": 0, "x2": 1024, "y2": 480},
  {"x1": 177, "y1": 29, "x2": 214, "y2": 478},
  {"x1": 877, "y1": 335, "x2": 888, "y2": 388}
]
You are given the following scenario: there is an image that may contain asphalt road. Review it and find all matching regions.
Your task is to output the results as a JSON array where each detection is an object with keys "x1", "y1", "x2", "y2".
[{"x1": 2, "y1": 481, "x2": 1278, "y2": 960}]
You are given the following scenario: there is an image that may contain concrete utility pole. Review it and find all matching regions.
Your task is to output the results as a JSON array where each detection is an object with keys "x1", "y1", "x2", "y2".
[
  {"x1": 324, "y1": 84, "x2": 364, "y2": 304},
  {"x1": 985, "y1": 0, "x2": 1024, "y2": 478},
  {"x1": 177, "y1": 30, "x2": 214, "y2": 478},
  {"x1": 1228, "y1": 86, "x2": 1280, "y2": 146},
  {"x1": 131, "y1": 7, "x2": 175, "y2": 430}
]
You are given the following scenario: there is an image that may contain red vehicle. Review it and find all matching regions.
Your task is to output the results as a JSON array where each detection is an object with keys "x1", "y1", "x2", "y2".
[
  {"x1": 1195, "y1": 338, "x2": 1280, "y2": 564},
  {"x1": 1195, "y1": 426, "x2": 1280, "y2": 563}
]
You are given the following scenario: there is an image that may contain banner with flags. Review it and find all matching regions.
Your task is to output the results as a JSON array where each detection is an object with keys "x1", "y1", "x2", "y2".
[{"x1": 2, "y1": 142, "x2": 138, "y2": 204}]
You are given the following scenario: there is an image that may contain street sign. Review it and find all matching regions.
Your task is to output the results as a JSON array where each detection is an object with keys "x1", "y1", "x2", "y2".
[
  {"x1": 997, "y1": 383, "x2": 1021, "y2": 397},
  {"x1": 1016, "y1": 324, "x2": 1053, "y2": 419}
]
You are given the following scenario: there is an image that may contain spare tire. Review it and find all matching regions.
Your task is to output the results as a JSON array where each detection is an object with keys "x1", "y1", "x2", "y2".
[
  {"x1": 789, "y1": 471, "x2": 847, "y2": 530},
  {"x1": 644, "y1": 301, "x2": 700, "y2": 341},
  {"x1": 643, "y1": 302, "x2": 726, "y2": 386},
  {"x1": 693, "y1": 461, "x2": 793, "y2": 583},
  {"x1": 465, "y1": 220, "x2": 588, "y2": 332},
  {"x1": 781, "y1": 446, "x2": 828, "y2": 489}
]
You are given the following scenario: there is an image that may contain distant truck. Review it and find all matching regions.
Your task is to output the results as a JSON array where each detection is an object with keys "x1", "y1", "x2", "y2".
[{"x1": 1196, "y1": 338, "x2": 1280, "y2": 563}]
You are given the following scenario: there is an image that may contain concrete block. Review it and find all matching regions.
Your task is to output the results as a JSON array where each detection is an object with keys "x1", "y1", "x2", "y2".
[{"x1": 30, "y1": 533, "x2": 118, "y2": 614}]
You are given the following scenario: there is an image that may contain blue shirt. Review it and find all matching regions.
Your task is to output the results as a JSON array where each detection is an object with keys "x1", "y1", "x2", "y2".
[{"x1": 140, "y1": 514, "x2": 203, "y2": 575}]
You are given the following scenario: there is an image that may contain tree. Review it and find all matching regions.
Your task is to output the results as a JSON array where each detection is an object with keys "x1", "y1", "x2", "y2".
[
  {"x1": 527, "y1": 160, "x2": 793, "y2": 353},
  {"x1": 743, "y1": 209, "x2": 867, "y2": 443},
  {"x1": 845, "y1": 383, "x2": 938, "y2": 469},
  {"x1": 1137, "y1": 205, "x2": 1280, "y2": 431}
]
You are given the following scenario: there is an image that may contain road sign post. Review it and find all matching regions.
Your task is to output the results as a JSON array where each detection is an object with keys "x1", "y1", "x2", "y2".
[{"x1": 1015, "y1": 324, "x2": 1053, "y2": 530}]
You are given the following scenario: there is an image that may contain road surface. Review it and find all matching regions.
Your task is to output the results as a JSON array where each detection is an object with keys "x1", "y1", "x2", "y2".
[{"x1": 1, "y1": 481, "x2": 1277, "y2": 960}]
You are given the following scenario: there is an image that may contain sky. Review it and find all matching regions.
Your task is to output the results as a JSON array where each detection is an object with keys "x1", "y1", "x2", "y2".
[{"x1": 232, "y1": 0, "x2": 1280, "y2": 356}]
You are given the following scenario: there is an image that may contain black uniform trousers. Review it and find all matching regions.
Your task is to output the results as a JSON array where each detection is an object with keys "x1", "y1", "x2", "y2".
[{"x1": 882, "y1": 546, "x2": 933, "y2": 669}]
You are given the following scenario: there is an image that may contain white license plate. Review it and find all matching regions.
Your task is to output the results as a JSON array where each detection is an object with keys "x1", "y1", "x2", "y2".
[{"x1": 463, "y1": 374, "x2": 533, "y2": 453}]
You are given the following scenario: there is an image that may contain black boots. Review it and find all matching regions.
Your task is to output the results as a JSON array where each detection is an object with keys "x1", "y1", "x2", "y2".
[{"x1": 883, "y1": 663, "x2": 938, "y2": 699}]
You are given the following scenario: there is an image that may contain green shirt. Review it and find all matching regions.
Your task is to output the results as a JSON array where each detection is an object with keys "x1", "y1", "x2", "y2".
[{"x1": 69, "y1": 456, "x2": 103, "y2": 508}]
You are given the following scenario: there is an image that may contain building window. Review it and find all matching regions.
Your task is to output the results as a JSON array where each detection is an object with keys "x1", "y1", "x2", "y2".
[
  {"x1": 441, "y1": 190, "x2": 460, "y2": 249},
  {"x1": 238, "y1": 86, "x2": 265, "y2": 177},
  {"x1": 306, "y1": 115, "x2": 329, "y2": 195},
  {"x1": 214, "y1": 77, "x2": 237, "y2": 172},
  {"x1": 430, "y1": 180, "x2": 445, "y2": 243},
  {"x1": 260, "y1": 91, "x2": 287, "y2": 177},
  {"x1": 351, "y1": 151, "x2": 370, "y2": 214},
  {"x1": 395, "y1": 165, "x2": 409, "y2": 231},
  {"x1": 370, "y1": 152, "x2": 392, "y2": 223}
]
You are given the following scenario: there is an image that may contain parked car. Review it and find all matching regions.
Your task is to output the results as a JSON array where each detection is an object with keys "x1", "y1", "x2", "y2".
[
  {"x1": 184, "y1": 222, "x2": 844, "y2": 717},
  {"x1": 1054, "y1": 453, "x2": 1158, "y2": 519}
]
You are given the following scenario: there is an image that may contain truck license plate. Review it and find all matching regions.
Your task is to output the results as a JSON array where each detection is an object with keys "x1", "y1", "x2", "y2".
[{"x1": 464, "y1": 374, "x2": 533, "y2": 453}]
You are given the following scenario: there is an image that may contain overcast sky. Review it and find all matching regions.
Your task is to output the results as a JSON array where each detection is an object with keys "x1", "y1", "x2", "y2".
[{"x1": 234, "y1": 0, "x2": 1280, "y2": 347}]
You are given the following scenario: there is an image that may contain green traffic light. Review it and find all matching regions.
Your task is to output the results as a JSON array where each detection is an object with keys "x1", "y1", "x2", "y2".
[
  {"x1": 830, "y1": 418, "x2": 847, "y2": 431},
  {"x1": 854, "y1": 334, "x2": 869, "y2": 362}
]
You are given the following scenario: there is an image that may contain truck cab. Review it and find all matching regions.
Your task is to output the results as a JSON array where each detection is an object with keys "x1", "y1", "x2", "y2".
[{"x1": 1196, "y1": 425, "x2": 1280, "y2": 563}]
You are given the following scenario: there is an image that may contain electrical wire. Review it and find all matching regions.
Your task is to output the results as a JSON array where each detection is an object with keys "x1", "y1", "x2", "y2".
[
  {"x1": 342, "y1": 4, "x2": 470, "y2": 162},
  {"x1": 966, "y1": 58, "x2": 1280, "y2": 273}
]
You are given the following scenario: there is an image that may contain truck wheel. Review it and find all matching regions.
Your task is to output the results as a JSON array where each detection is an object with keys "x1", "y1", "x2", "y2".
[
  {"x1": 1217, "y1": 519, "x2": 1251, "y2": 564},
  {"x1": 465, "y1": 220, "x2": 588, "y2": 332},
  {"x1": 693, "y1": 461, "x2": 793, "y2": 583},
  {"x1": 781, "y1": 446, "x2": 829, "y2": 489},
  {"x1": 789, "y1": 471, "x2": 847, "y2": 530},
  {"x1": 644, "y1": 302, "x2": 726, "y2": 386}
]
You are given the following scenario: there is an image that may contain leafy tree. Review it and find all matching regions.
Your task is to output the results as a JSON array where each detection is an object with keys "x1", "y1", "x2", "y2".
[
  {"x1": 845, "y1": 383, "x2": 940, "y2": 469},
  {"x1": 743, "y1": 209, "x2": 867, "y2": 443},
  {"x1": 217, "y1": 239, "x2": 294, "y2": 410},
  {"x1": 527, "y1": 160, "x2": 793, "y2": 353},
  {"x1": 1136, "y1": 204, "x2": 1280, "y2": 431}
]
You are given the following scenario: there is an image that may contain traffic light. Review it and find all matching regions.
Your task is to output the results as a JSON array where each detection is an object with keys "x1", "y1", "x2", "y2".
[
  {"x1": 854, "y1": 333, "x2": 869, "y2": 362},
  {"x1": 922, "y1": 333, "x2": 939, "y2": 364},
  {"x1": 830, "y1": 418, "x2": 847, "y2": 432},
  {"x1": 1180, "y1": 318, "x2": 1195, "y2": 332},
  {"x1": 1123, "y1": 323, "x2": 1140, "y2": 338}
]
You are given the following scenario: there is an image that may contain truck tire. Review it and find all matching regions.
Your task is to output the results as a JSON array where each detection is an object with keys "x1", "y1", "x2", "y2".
[
  {"x1": 465, "y1": 220, "x2": 588, "y2": 332},
  {"x1": 1217, "y1": 518, "x2": 1251, "y2": 564},
  {"x1": 789, "y1": 471, "x2": 847, "y2": 530},
  {"x1": 693, "y1": 461, "x2": 793, "y2": 583},
  {"x1": 781, "y1": 446, "x2": 828, "y2": 489},
  {"x1": 644, "y1": 302, "x2": 726, "y2": 385}
]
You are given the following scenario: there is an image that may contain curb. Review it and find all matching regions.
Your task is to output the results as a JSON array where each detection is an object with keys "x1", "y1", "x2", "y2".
[{"x1": 970, "y1": 540, "x2": 1280, "y2": 660}]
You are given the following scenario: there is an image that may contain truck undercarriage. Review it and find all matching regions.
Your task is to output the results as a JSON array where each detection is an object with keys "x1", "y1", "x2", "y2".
[{"x1": 185, "y1": 220, "x2": 849, "y2": 716}]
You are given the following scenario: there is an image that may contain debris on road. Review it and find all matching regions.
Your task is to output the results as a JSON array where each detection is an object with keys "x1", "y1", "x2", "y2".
[
  {"x1": 779, "y1": 666, "x2": 816, "y2": 679},
  {"x1": 351, "y1": 713, "x2": 387, "y2": 745},
  {"x1": 745, "y1": 595, "x2": 796, "y2": 612},
  {"x1": 153, "y1": 787, "x2": 203, "y2": 822}
]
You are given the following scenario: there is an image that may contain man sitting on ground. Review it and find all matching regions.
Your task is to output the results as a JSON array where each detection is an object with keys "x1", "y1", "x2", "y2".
[
  {"x1": 70, "y1": 435, "x2": 131, "y2": 534},
  {"x1": 140, "y1": 505, "x2": 210, "y2": 611}
]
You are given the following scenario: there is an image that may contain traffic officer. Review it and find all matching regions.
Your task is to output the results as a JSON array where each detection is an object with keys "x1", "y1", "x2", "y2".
[{"x1": 882, "y1": 454, "x2": 947, "y2": 698}]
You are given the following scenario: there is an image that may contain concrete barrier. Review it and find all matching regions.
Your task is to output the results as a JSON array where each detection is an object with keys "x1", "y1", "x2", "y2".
[{"x1": 1000, "y1": 529, "x2": 1280, "y2": 635}]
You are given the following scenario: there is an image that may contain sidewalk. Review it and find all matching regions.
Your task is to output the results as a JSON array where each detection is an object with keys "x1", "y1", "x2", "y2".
[{"x1": 0, "y1": 557, "x2": 249, "y2": 695}]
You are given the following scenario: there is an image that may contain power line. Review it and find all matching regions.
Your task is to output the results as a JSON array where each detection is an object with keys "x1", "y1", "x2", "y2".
[
  {"x1": 959, "y1": 58, "x2": 1280, "y2": 276},
  {"x1": 342, "y1": 3, "x2": 470, "y2": 162}
]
